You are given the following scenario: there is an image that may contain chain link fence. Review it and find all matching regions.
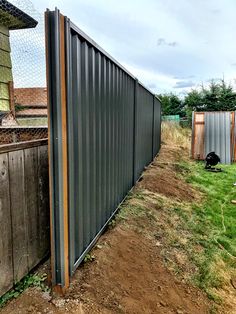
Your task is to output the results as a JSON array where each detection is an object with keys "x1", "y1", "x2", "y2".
[{"x1": 0, "y1": 0, "x2": 48, "y2": 145}]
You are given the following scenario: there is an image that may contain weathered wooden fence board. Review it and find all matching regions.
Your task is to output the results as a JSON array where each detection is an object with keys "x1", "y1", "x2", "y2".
[
  {"x1": 9, "y1": 150, "x2": 28, "y2": 282},
  {"x1": 0, "y1": 140, "x2": 49, "y2": 297},
  {"x1": 0, "y1": 153, "x2": 13, "y2": 296},
  {"x1": 38, "y1": 146, "x2": 50, "y2": 259},
  {"x1": 24, "y1": 147, "x2": 39, "y2": 271}
]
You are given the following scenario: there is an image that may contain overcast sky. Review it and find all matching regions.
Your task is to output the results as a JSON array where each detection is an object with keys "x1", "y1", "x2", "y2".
[{"x1": 9, "y1": 0, "x2": 236, "y2": 95}]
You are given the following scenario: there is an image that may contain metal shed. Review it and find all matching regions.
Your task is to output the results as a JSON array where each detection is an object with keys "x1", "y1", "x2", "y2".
[{"x1": 191, "y1": 111, "x2": 236, "y2": 164}]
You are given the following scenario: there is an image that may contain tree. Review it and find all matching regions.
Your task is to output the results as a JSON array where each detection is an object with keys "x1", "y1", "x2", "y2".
[
  {"x1": 184, "y1": 79, "x2": 236, "y2": 113},
  {"x1": 158, "y1": 93, "x2": 185, "y2": 117},
  {"x1": 184, "y1": 89, "x2": 203, "y2": 112}
]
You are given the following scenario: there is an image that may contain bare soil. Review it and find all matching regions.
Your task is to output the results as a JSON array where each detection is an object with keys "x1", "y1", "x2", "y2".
[
  {"x1": 1, "y1": 143, "x2": 214, "y2": 314},
  {"x1": 138, "y1": 144, "x2": 198, "y2": 203}
]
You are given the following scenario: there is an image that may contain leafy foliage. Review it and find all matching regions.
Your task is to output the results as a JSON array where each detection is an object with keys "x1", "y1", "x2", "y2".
[
  {"x1": 83, "y1": 253, "x2": 95, "y2": 263},
  {"x1": 158, "y1": 79, "x2": 236, "y2": 122},
  {"x1": 0, "y1": 273, "x2": 49, "y2": 308},
  {"x1": 185, "y1": 79, "x2": 236, "y2": 113},
  {"x1": 158, "y1": 93, "x2": 185, "y2": 117}
]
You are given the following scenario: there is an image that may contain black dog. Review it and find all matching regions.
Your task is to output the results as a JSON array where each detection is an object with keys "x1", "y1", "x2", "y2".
[{"x1": 205, "y1": 152, "x2": 221, "y2": 170}]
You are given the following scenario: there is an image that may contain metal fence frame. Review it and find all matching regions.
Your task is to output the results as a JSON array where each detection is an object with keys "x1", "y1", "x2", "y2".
[{"x1": 45, "y1": 8, "x2": 161, "y2": 291}]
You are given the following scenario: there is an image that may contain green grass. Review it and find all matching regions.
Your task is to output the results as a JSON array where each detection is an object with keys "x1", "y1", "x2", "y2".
[
  {"x1": 187, "y1": 161, "x2": 236, "y2": 256},
  {"x1": 178, "y1": 160, "x2": 236, "y2": 300}
]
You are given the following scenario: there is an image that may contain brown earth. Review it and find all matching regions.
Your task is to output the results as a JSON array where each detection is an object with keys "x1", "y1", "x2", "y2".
[
  {"x1": 1, "y1": 143, "x2": 215, "y2": 314},
  {"x1": 137, "y1": 163, "x2": 195, "y2": 202},
  {"x1": 138, "y1": 144, "x2": 197, "y2": 202},
  {"x1": 1, "y1": 227, "x2": 211, "y2": 314}
]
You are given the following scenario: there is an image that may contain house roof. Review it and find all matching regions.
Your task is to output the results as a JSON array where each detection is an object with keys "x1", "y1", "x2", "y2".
[{"x1": 0, "y1": 0, "x2": 38, "y2": 30}]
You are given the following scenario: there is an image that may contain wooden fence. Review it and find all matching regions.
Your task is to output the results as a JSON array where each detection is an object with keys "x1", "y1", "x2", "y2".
[{"x1": 0, "y1": 139, "x2": 50, "y2": 297}]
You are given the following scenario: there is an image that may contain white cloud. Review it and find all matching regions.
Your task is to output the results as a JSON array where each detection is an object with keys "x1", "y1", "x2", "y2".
[{"x1": 8, "y1": 0, "x2": 236, "y2": 93}]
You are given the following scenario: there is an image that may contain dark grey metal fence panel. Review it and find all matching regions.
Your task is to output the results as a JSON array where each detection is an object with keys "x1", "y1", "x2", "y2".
[
  {"x1": 134, "y1": 84, "x2": 154, "y2": 181},
  {"x1": 46, "y1": 9, "x2": 67, "y2": 287},
  {"x1": 153, "y1": 97, "x2": 161, "y2": 158},
  {"x1": 46, "y1": 8, "x2": 161, "y2": 289},
  {"x1": 67, "y1": 30, "x2": 135, "y2": 273}
]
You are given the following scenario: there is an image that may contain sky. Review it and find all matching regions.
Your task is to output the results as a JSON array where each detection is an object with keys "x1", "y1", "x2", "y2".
[{"x1": 8, "y1": 0, "x2": 236, "y2": 95}]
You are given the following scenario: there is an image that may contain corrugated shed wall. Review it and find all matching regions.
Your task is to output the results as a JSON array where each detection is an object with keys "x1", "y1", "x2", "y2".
[
  {"x1": 205, "y1": 112, "x2": 231, "y2": 164},
  {"x1": 46, "y1": 9, "x2": 162, "y2": 289},
  {"x1": 192, "y1": 111, "x2": 235, "y2": 164}
]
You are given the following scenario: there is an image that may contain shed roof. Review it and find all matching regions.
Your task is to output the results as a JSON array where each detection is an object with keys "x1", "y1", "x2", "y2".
[{"x1": 0, "y1": 0, "x2": 38, "y2": 30}]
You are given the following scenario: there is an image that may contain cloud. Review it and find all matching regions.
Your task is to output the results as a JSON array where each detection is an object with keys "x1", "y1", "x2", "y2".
[
  {"x1": 168, "y1": 41, "x2": 178, "y2": 47},
  {"x1": 122, "y1": 62, "x2": 177, "y2": 93},
  {"x1": 173, "y1": 75, "x2": 195, "y2": 80},
  {"x1": 157, "y1": 38, "x2": 178, "y2": 47},
  {"x1": 157, "y1": 38, "x2": 165, "y2": 46},
  {"x1": 211, "y1": 8, "x2": 220, "y2": 14},
  {"x1": 12, "y1": 0, "x2": 236, "y2": 95},
  {"x1": 147, "y1": 83, "x2": 157, "y2": 89},
  {"x1": 173, "y1": 80, "x2": 195, "y2": 89}
]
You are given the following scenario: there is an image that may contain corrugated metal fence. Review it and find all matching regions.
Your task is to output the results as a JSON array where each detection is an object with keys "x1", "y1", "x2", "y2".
[
  {"x1": 192, "y1": 111, "x2": 235, "y2": 164},
  {"x1": 45, "y1": 9, "x2": 161, "y2": 290}
]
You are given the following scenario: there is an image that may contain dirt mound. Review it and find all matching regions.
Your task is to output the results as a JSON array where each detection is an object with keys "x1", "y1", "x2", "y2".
[
  {"x1": 2, "y1": 226, "x2": 210, "y2": 314},
  {"x1": 138, "y1": 171, "x2": 195, "y2": 201},
  {"x1": 137, "y1": 145, "x2": 197, "y2": 202},
  {"x1": 66, "y1": 226, "x2": 210, "y2": 314}
]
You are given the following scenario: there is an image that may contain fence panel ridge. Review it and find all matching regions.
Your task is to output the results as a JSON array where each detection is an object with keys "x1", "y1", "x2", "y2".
[{"x1": 45, "y1": 8, "x2": 161, "y2": 290}]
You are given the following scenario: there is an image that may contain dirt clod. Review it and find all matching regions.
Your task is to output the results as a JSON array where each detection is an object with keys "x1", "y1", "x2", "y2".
[{"x1": 160, "y1": 301, "x2": 167, "y2": 307}]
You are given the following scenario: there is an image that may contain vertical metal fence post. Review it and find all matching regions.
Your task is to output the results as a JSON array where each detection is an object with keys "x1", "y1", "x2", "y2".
[
  {"x1": 191, "y1": 111, "x2": 195, "y2": 158},
  {"x1": 45, "y1": 9, "x2": 69, "y2": 293},
  {"x1": 152, "y1": 95, "x2": 155, "y2": 159},
  {"x1": 133, "y1": 79, "x2": 138, "y2": 184}
]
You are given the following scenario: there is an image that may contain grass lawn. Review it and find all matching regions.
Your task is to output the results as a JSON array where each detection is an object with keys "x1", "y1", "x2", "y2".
[
  {"x1": 181, "y1": 160, "x2": 236, "y2": 299},
  {"x1": 188, "y1": 161, "x2": 236, "y2": 258}
]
